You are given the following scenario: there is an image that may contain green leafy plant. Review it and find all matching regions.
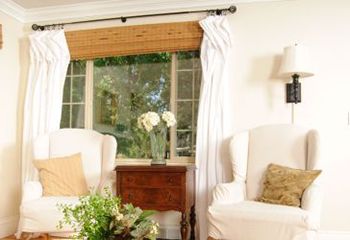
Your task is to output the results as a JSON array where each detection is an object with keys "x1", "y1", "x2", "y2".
[{"x1": 57, "y1": 189, "x2": 159, "y2": 240}]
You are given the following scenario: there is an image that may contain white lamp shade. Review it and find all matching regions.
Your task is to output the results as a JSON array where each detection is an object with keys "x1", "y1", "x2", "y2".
[{"x1": 279, "y1": 44, "x2": 314, "y2": 78}]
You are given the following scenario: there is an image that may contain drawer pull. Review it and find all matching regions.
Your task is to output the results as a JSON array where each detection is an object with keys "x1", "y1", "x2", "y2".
[
  {"x1": 168, "y1": 178, "x2": 174, "y2": 184},
  {"x1": 127, "y1": 194, "x2": 133, "y2": 200},
  {"x1": 168, "y1": 195, "x2": 173, "y2": 201}
]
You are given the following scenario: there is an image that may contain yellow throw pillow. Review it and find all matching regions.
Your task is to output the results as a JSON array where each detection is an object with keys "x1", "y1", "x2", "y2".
[
  {"x1": 256, "y1": 163, "x2": 322, "y2": 207},
  {"x1": 34, "y1": 153, "x2": 88, "y2": 197}
]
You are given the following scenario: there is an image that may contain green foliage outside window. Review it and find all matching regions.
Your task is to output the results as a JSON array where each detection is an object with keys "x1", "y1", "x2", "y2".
[
  {"x1": 93, "y1": 53, "x2": 171, "y2": 158},
  {"x1": 60, "y1": 51, "x2": 201, "y2": 159}
]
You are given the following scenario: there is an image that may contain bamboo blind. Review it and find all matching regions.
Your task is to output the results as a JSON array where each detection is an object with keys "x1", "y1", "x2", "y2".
[
  {"x1": 0, "y1": 24, "x2": 2, "y2": 49},
  {"x1": 65, "y1": 21, "x2": 203, "y2": 60}
]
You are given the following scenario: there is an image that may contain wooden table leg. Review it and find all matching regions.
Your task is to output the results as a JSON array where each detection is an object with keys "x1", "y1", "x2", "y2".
[
  {"x1": 181, "y1": 212, "x2": 188, "y2": 240},
  {"x1": 43, "y1": 233, "x2": 50, "y2": 240},
  {"x1": 190, "y1": 205, "x2": 196, "y2": 240}
]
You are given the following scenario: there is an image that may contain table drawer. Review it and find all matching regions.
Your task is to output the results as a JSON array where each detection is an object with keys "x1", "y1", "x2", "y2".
[
  {"x1": 121, "y1": 187, "x2": 181, "y2": 207},
  {"x1": 120, "y1": 172, "x2": 182, "y2": 187}
]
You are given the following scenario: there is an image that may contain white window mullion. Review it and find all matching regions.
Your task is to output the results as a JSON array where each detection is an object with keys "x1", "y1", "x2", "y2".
[
  {"x1": 191, "y1": 55, "x2": 196, "y2": 157},
  {"x1": 85, "y1": 60, "x2": 94, "y2": 129},
  {"x1": 170, "y1": 53, "x2": 177, "y2": 160}
]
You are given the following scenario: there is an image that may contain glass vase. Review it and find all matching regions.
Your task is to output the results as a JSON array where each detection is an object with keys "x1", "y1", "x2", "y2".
[{"x1": 150, "y1": 128, "x2": 167, "y2": 165}]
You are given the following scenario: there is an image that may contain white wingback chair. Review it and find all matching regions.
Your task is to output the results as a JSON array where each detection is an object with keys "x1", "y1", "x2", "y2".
[
  {"x1": 207, "y1": 124, "x2": 323, "y2": 240},
  {"x1": 16, "y1": 129, "x2": 117, "y2": 239}
]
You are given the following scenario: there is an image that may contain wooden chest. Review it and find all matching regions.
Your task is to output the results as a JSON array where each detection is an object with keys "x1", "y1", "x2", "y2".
[{"x1": 115, "y1": 164, "x2": 196, "y2": 240}]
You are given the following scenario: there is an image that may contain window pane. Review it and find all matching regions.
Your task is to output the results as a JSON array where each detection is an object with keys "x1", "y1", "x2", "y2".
[
  {"x1": 194, "y1": 54, "x2": 201, "y2": 70},
  {"x1": 73, "y1": 60, "x2": 86, "y2": 75},
  {"x1": 175, "y1": 51, "x2": 201, "y2": 158},
  {"x1": 177, "y1": 101, "x2": 192, "y2": 130},
  {"x1": 177, "y1": 51, "x2": 194, "y2": 70},
  {"x1": 60, "y1": 105, "x2": 70, "y2": 128},
  {"x1": 60, "y1": 60, "x2": 86, "y2": 129},
  {"x1": 63, "y1": 77, "x2": 71, "y2": 103},
  {"x1": 67, "y1": 63, "x2": 72, "y2": 76},
  {"x1": 194, "y1": 70, "x2": 202, "y2": 99},
  {"x1": 72, "y1": 76, "x2": 85, "y2": 103},
  {"x1": 177, "y1": 71, "x2": 193, "y2": 100},
  {"x1": 176, "y1": 131, "x2": 192, "y2": 156},
  {"x1": 194, "y1": 101, "x2": 199, "y2": 129},
  {"x1": 72, "y1": 104, "x2": 85, "y2": 128},
  {"x1": 93, "y1": 53, "x2": 171, "y2": 159}
]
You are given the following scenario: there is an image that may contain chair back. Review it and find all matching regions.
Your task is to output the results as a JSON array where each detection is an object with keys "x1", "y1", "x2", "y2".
[
  {"x1": 231, "y1": 124, "x2": 320, "y2": 200},
  {"x1": 33, "y1": 129, "x2": 117, "y2": 190}
]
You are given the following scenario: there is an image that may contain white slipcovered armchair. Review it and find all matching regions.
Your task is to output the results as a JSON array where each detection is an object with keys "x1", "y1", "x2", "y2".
[
  {"x1": 16, "y1": 129, "x2": 117, "y2": 239},
  {"x1": 207, "y1": 124, "x2": 323, "y2": 240}
]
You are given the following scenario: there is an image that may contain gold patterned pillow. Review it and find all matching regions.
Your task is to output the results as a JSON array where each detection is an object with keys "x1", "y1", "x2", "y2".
[{"x1": 256, "y1": 163, "x2": 322, "y2": 207}]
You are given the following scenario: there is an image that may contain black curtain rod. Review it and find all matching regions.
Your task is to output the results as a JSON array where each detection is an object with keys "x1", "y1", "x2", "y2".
[{"x1": 32, "y1": 5, "x2": 237, "y2": 31}]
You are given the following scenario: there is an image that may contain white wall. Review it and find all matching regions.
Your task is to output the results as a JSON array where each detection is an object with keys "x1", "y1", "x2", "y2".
[
  {"x1": 226, "y1": 0, "x2": 350, "y2": 232},
  {"x1": 14, "y1": 0, "x2": 350, "y2": 237},
  {"x1": 0, "y1": 11, "x2": 26, "y2": 237}
]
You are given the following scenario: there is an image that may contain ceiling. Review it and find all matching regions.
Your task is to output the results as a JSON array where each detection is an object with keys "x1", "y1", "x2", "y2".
[
  {"x1": 0, "y1": 0, "x2": 290, "y2": 23},
  {"x1": 11, "y1": 0, "x2": 113, "y2": 9}
]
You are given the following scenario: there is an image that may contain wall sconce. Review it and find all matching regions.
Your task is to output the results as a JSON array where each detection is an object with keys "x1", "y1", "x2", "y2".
[{"x1": 279, "y1": 44, "x2": 314, "y2": 104}]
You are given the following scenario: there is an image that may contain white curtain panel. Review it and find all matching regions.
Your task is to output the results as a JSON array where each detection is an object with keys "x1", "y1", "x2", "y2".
[
  {"x1": 195, "y1": 16, "x2": 233, "y2": 240},
  {"x1": 22, "y1": 30, "x2": 70, "y2": 185}
]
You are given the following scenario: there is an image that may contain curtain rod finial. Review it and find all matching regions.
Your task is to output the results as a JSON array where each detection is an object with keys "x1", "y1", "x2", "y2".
[
  {"x1": 32, "y1": 24, "x2": 45, "y2": 31},
  {"x1": 229, "y1": 5, "x2": 237, "y2": 14},
  {"x1": 32, "y1": 24, "x2": 39, "y2": 31}
]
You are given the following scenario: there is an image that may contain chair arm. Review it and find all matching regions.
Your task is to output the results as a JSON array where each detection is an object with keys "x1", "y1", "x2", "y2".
[
  {"x1": 301, "y1": 184, "x2": 324, "y2": 229},
  {"x1": 212, "y1": 181, "x2": 245, "y2": 206},
  {"x1": 99, "y1": 171, "x2": 116, "y2": 195},
  {"x1": 22, "y1": 181, "x2": 43, "y2": 202}
]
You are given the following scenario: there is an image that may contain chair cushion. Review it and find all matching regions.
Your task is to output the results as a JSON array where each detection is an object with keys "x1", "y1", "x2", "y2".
[
  {"x1": 34, "y1": 153, "x2": 88, "y2": 196},
  {"x1": 256, "y1": 163, "x2": 321, "y2": 207},
  {"x1": 21, "y1": 197, "x2": 80, "y2": 232},
  {"x1": 207, "y1": 201, "x2": 314, "y2": 240}
]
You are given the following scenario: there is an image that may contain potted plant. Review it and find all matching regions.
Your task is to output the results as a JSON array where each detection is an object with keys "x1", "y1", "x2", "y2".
[{"x1": 57, "y1": 190, "x2": 159, "y2": 240}]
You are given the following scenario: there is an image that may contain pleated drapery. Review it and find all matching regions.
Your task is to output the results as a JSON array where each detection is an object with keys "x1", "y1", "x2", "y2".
[
  {"x1": 195, "y1": 16, "x2": 233, "y2": 240},
  {"x1": 21, "y1": 30, "x2": 70, "y2": 185}
]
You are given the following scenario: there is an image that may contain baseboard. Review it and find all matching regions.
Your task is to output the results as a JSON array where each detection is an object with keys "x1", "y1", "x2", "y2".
[
  {"x1": 0, "y1": 215, "x2": 19, "y2": 238},
  {"x1": 158, "y1": 225, "x2": 181, "y2": 239},
  {"x1": 317, "y1": 231, "x2": 350, "y2": 240}
]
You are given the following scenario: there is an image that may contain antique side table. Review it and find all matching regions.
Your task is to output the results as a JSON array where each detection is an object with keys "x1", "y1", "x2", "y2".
[{"x1": 115, "y1": 164, "x2": 196, "y2": 240}]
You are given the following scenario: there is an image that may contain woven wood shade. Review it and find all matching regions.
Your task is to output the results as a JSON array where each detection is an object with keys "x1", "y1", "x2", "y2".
[{"x1": 65, "y1": 21, "x2": 203, "y2": 60}]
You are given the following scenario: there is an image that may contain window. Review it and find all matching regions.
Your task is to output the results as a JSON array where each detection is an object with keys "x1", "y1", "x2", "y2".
[
  {"x1": 61, "y1": 61, "x2": 86, "y2": 128},
  {"x1": 60, "y1": 51, "x2": 201, "y2": 161}
]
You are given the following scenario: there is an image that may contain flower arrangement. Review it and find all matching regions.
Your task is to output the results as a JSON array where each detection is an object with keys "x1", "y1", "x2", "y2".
[
  {"x1": 137, "y1": 111, "x2": 176, "y2": 132},
  {"x1": 137, "y1": 111, "x2": 176, "y2": 165},
  {"x1": 57, "y1": 190, "x2": 159, "y2": 240}
]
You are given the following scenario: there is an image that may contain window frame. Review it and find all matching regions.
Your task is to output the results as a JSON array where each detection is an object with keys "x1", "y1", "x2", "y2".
[{"x1": 71, "y1": 53, "x2": 199, "y2": 163}]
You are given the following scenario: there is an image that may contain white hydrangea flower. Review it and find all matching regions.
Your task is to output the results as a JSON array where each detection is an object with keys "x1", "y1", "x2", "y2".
[
  {"x1": 147, "y1": 111, "x2": 160, "y2": 126},
  {"x1": 137, "y1": 111, "x2": 160, "y2": 132},
  {"x1": 162, "y1": 111, "x2": 176, "y2": 127},
  {"x1": 143, "y1": 121, "x2": 153, "y2": 132}
]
